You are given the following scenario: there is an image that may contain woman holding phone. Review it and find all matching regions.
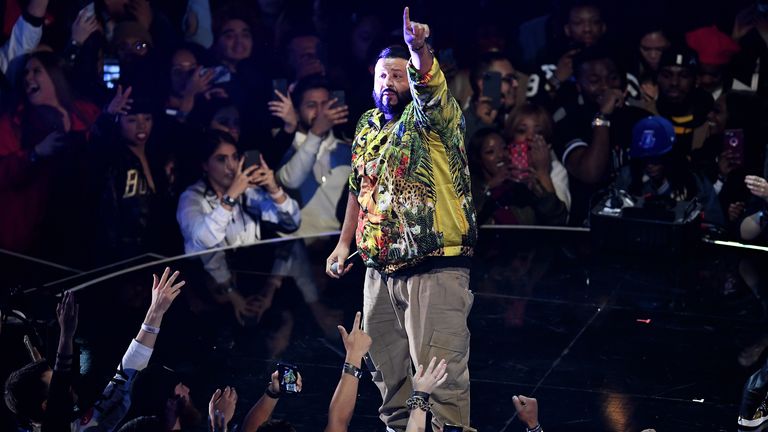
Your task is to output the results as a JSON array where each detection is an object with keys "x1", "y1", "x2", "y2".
[
  {"x1": 177, "y1": 130, "x2": 300, "y2": 254},
  {"x1": 176, "y1": 131, "x2": 300, "y2": 325}
]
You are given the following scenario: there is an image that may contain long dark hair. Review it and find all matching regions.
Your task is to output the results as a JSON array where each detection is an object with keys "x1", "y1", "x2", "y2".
[
  {"x1": 18, "y1": 51, "x2": 75, "y2": 111},
  {"x1": 199, "y1": 129, "x2": 240, "y2": 195}
]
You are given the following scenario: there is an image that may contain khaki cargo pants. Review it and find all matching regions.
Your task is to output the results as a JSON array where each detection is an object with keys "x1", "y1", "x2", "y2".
[{"x1": 363, "y1": 266, "x2": 474, "y2": 431}]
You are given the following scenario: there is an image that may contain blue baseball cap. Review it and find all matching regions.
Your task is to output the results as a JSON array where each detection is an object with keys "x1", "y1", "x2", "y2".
[{"x1": 631, "y1": 116, "x2": 676, "y2": 159}]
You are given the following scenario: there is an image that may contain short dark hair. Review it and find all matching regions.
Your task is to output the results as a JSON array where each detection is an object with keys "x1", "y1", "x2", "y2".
[
  {"x1": 256, "y1": 419, "x2": 297, "y2": 432},
  {"x1": 564, "y1": 0, "x2": 604, "y2": 19},
  {"x1": 4, "y1": 360, "x2": 50, "y2": 424},
  {"x1": 377, "y1": 45, "x2": 410, "y2": 62},
  {"x1": 573, "y1": 43, "x2": 625, "y2": 85},
  {"x1": 290, "y1": 74, "x2": 331, "y2": 109},
  {"x1": 469, "y1": 52, "x2": 513, "y2": 96}
]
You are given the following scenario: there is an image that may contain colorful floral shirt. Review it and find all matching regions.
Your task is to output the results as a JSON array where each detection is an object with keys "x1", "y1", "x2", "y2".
[{"x1": 349, "y1": 58, "x2": 477, "y2": 273}]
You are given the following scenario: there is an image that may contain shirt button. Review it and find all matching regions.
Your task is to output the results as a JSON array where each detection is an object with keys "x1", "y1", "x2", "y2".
[{"x1": 321, "y1": 175, "x2": 327, "y2": 183}]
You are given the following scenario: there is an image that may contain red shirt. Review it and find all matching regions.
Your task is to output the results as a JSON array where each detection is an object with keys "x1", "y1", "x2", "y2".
[{"x1": 0, "y1": 100, "x2": 100, "y2": 252}]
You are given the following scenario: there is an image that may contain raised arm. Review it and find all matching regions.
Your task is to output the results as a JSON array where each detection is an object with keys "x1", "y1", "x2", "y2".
[
  {"x1": 78, "y1": 268, "x2": 185, "y2": 432},
  {"x1": 241, "y1": 371, "x2": 303, "y2": 432},
  {"x1": 402, "y1": 7, "x2": 462, "y2": 132},
  {"x1": 404, "y1": 358, "x2": 448, "y2": 432},
  {"x1": 403, "y1": 7, "x2": 432, "y2": 75},
  {"x1": 325, "y1": 312, "x2": 372, "y2": 432}
]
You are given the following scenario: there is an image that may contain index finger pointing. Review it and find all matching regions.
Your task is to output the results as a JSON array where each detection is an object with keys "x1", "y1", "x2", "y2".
[
  {"x1": 353, "y1": 311, "x2": 362, "y2": 330},
  {"x1": 403, "y1": 6, "x2": 411, "y2": 28}
]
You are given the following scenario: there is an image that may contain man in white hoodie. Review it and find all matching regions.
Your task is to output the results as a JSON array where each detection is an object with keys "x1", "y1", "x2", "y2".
[{"x1": 272, "y1": 74, "x2": 351, "y2": 238}]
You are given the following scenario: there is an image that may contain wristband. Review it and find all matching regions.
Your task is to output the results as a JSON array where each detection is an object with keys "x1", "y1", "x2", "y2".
[
  {"x1": 526, "y1": 425, "x2": 543, "y2": 432},
  {"x1": 141, "y1": 323, "x2": 160, "y2": 334},
  {"x1": 405, "y1": 395, "x2": 431, "y2": 412},
  {"x1": 264, "y1": 387, "x2": 281, "y2": 399},
  {"x1": 412, "y1": 391, "x2": 430, "y2": 401},
  {"x1": 343, "y1": 362, "x2": 363, "y2": 379}
]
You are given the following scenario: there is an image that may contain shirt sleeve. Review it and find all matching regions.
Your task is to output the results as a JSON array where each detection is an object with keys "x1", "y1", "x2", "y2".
[
  {"x1": 407, "y1": 57, "x2": 463, "y2": 133},
  {"x1": 76, "y1": 340, "x2": 153, "y2": 432},
  {"x1": 0, "y1": 15, "x2": 43, "y2": 73},
  {"x1": 277, "y1": 133, "x2": 323, "y2": 189},
  {"x1": 176, "y1": 189, "x2": 231, "y2": 252},
  {"x1": 244, "y1": 188, "x2": 301, "y2": 233}
]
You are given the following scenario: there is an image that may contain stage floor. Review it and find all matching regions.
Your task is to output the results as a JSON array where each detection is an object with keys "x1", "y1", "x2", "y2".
[{"x1": 2, "y1": 228, "x2": 766, "y2": 431}]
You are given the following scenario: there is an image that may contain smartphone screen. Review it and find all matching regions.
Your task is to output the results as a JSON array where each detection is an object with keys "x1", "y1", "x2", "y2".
[
  {"x1": 103, "y1": 58, "x2": 120, "y2": 89},
  {"x1": 277, "y1": 362, "x2": 299, "y2": 394},
  {"x1": 272, "y1": 78, "x2": 288, "y2": 100},
  {"x1": 330, "y1": 90, "x2": 345, "y2": 109},
  {"x1": 508, "y1": 141, "x2": 530, "y2": 182},
  {"x1": 482, "y1": 71, "x2": 502, "y2": 108},
  {"x1": 243, "y1": 149, "x2": 262, "y2": 170},
  {"x1": 723, "y1": 129, "x2": 745, "y2": 166}
]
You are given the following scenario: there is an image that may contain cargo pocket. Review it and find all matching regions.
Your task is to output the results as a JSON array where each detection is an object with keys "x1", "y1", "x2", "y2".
[{"x1": 429, "y1": 329, "x2": 470, "y2": 354}]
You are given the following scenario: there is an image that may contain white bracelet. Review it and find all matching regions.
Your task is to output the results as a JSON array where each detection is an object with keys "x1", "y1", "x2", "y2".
[
  {"x1": 141, "y1": 323, "x2": 160, "y2": 334},
  {"x1": 269, "y1": 188, "x2": 286, "y2": 200}
]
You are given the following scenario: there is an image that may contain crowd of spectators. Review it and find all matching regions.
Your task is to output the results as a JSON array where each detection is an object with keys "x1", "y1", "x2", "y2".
[
  {"x1": 3, "y1": 0, "x2": 768, "y2": 271},
  {"x1": 4, "y1": 0, "x2": 768, "y2": 430}
]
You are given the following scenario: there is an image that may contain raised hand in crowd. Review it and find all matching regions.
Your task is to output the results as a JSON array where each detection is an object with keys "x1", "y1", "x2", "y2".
[
  {"x1": 107, "y1": 85, "x2": 134, "y2": 115},
  {"x1": 241, "y1": 369, "x2": 303, "y2": 432},
  {"x1": 140, "y1": 268, "x2": 185, "y2": 345},
  {"x1": 413, "y1": 357, "x2": 448, "y2": 394},
  {"x1": 339, "y1": 311, "x2": 371, "y2": 366},
  {"x1": 513, "y1": 395, "x2": 541, "y2": 431},
  {"x1": 268, "y1": 89, "x2": 299, "y2": 134},
  {"x1": 475, "y1": 97, "x2": 499, "y2": 126},
  {"x1": 247, "y1": 155, "x2": 282, "y2": 196},
  {"x1": 209, "y1": 386, "x2": 238, "y2": 432},
  {"x1": 527, "y1": 135, "x2": 556, "y2": 197},
  {"x1": 223, "y1": 157, "x2": 264, "y2": 202},
  {"x1": 732, "y1": 4, "x2": 763, "y2": 41},
  {"x1": 326, "y1": 312, "x2": 370, "y2": 432},
  {"x1": 71, "y1": 6, "x2": 101, "y2": 45},
  {"x1": 55, "y1": 291, "x2": 79, "y2": 365},
  {"x1": 405, "y1": 357, "x2": 448, "y2": 432},
  {"x1": 745, "y1": 176, "x2": 768, "y2": 200},
  {"x1": 183, "y1": 67, "x2": 214, "y2": 98},
  {"x1": 310, "y1": 98, "x2": 349, "y2": 137}
]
